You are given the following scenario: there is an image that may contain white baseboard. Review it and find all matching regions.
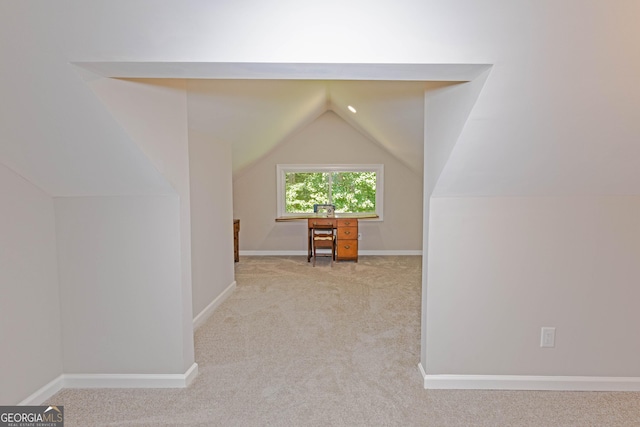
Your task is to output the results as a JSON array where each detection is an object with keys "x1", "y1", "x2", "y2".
[
  {"x1": 359, "y1": 250, "x2": 422, "y2": 256},
  {"x1": 20, "y1": 364, "x2": 198, "y2": 405},
  {"x1": 240, "y1": 250, "x2": 304, "y2": 256},
  {"x1": 64, "y1": 362, "x2": 198, "y2": 389},
  {"x1": 419, "y1": 364, "x2": 640, "y2": 391},
  {"x1": 193, "y1": 281, "x2": 236, "y2": 330},
  {"x1": 19, "y1": 375, "x2": 65, "y2": 405},
  {"x1": 240, "y1": 250, "x2": 422, "y2": 256}
]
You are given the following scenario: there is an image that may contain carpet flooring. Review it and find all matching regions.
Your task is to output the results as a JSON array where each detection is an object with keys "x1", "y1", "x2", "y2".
[{"x1": 47, "y1": 256, "x2": 640, "y2": 426}]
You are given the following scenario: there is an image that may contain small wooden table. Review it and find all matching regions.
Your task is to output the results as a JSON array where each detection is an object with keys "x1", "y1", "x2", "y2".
[{"x1": 233, "y1": 219, "x2": 240, "y2": 262}]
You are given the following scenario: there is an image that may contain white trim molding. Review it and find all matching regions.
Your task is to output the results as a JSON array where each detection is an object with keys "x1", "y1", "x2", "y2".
[
  {"x1": 359, "y1": 250, "x2": 422, "y2": 256},
  {"x1": 19, "y1": 375, "x2": 65, "y2": 406},
  {"x1": 419, "y1": 365, "x2": 640, "y2": 391},
  {"x1": 193, "y1": 281, "x2": 236, "y2": 330},
  {"x1": 64, "y1": 363, "x2": 198, "y2": 389},
  {"x1": 241, "y1": 250, "x2": 304, "y2": 256},
  {"x1": 240, "y1": 250, "x2": 422, "y2": 257},
  {"x1": 20, "y1": 364, "x2": 199, "y2": 405}
]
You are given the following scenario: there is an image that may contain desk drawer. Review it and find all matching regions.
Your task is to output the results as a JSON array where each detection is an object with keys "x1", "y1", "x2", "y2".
[
  {"x1": 337, "y1": 219, "x2": 357, "y2": 227},
  {"x1": 308, "y1": 218, "x2": 336, "y2": 227},
  {"x1": 336, "y1": 227, "x2": 357, "y2": 239},
  {"x1": 337, "y1": 240, "x2": 358, "y2": 259}
]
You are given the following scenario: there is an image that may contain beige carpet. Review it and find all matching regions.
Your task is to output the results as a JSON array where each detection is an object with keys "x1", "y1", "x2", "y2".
[{"x1": 48, "y1": 256, "x2": 640, "y2": 426}]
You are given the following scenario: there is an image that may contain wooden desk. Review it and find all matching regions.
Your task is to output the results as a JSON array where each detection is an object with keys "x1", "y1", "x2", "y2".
[
  {"x1": 276, "y1": 213, "x2": 377, "y2": 263},
  {"x1": 308, "y1": 218, "x2": 358, "y2": 262},
  {"x1": 275, "y1": 213, "x2": 378, "y2": 222}
]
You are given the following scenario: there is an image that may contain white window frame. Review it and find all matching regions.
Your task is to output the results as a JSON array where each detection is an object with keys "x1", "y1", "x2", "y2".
[{"x1": 276, "y1": 164, "x2": 384, "y2": 220}]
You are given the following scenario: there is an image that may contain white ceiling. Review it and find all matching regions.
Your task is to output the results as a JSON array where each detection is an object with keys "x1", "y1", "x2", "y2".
[
  {"x1": 5, "y1": 3, "x2": 640, "y2": 200},
  {"x1": 81, "y1": 62, "x2": 489, "y2": 176},
  {"x1": 186, "y1": 79, "x2": 439, "y2": 174},
  {"x1": 75, "y1": 62, "x2": 490, "y2": 81}
]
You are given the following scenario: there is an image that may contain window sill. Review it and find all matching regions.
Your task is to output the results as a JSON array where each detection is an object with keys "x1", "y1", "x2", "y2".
[{"x1": 275, "y1": 213, "x2": 379, "y2": 222}]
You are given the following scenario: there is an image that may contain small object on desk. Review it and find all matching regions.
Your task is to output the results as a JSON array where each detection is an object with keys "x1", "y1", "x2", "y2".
[{"x1": 314, "y1": 203, "x2": 335, "y2": 216}]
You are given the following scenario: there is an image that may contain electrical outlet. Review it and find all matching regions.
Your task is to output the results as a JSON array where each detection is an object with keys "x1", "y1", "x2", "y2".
[
  {"x1": 358, "y1": 233, "x2": 362, "y2": 240},
  {"x1": 540, "y1": 327, "x2": 556, "y2": 348}
]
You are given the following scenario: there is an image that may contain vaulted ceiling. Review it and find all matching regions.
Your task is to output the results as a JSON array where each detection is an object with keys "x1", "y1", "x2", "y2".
[
  {"x1": 186, "y1": 79, "x2": 439, "y2": 175},
  {"x1": 77, "y1": 62, "x2": 488, "y2": 185}
]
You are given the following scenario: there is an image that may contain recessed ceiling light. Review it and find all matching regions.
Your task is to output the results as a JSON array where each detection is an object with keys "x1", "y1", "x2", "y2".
[{"x1": 347, "y1": 105, "x2": 357, "y2": 113}]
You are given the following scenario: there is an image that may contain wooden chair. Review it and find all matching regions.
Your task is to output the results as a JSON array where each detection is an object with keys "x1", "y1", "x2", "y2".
[{"x1": 311, "y1": 224, "x2": 335, "y2": 266}]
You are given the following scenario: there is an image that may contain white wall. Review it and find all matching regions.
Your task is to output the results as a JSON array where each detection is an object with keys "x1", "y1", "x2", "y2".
[
  {"x1": 85, "y1": 77, "x2": 196, "y2": 367},
  {"x1": 233, "y1": 111, "x2": 423, "y2": 253},
  {"x1": 0, "y1": 164, "x2": 62, "y2": 404},
  {"x1": 55, "y1": 196, "x2": 191, "y2": 374},
  {"x1": 2, "y1": 0, "x2": 640, "y2": 396},
  {"x1": 188, "y1": 129, "x2": 235, "y2": 319},
  {"x1": 426, "y1": 196, "x2": 640, "y2": 377},
  {"x1": 0, "y1": 2, "x2": 173, "y2": 198}
]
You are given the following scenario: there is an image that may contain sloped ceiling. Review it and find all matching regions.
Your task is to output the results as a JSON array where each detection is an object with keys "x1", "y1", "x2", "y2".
[
  {"x1": 186, "y1": 79, "x2": 440, "y2": 175},
  {"x1": 77, "y1": 62, "x2": 488, "y2": 183}
]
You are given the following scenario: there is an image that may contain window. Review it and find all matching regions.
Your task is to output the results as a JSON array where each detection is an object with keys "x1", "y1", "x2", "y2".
[{"x1": 276, "y1": 164, "x2": 383, "y2": 219}]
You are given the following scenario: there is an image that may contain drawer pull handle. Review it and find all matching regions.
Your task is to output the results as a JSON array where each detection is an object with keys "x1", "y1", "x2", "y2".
[
  {"x1": 344, "y1": 231, "x2": 351, "y2": 235},
  {"x1": 344, "y1": 245, "x2": 350, "y2": 249},
  {"x1": 344, "y1": 221, "x2": 351, "y2": 225}
]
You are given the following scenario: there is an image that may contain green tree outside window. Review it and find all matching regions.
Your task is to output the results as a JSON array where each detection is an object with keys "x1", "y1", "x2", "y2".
[{"x1": 285, "y1": 171, "x2": 376, "y2": 213}]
